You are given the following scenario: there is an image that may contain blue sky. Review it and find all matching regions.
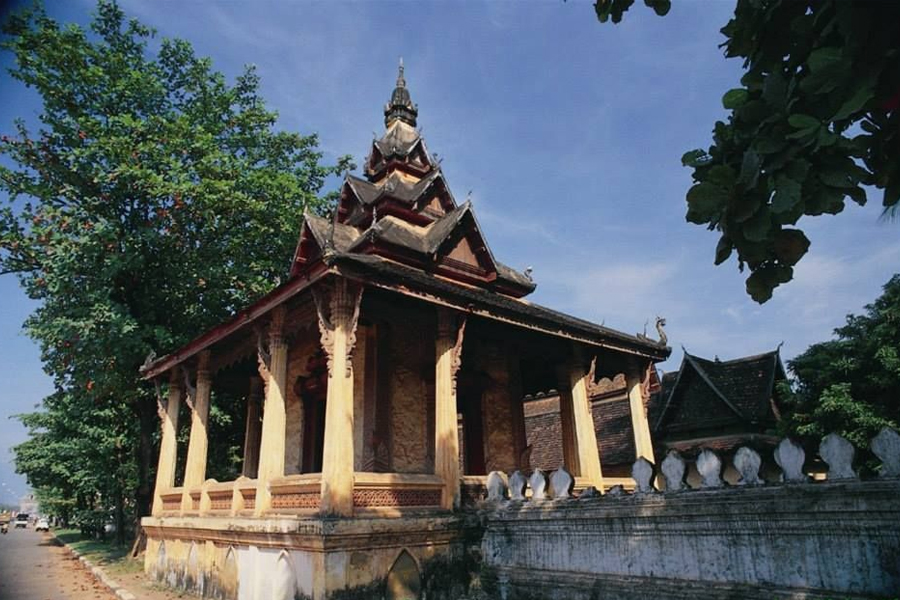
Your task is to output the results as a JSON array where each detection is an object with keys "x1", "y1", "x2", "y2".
[{"x1": 0, "y1": 0, "x2": 897, "y2": 502}]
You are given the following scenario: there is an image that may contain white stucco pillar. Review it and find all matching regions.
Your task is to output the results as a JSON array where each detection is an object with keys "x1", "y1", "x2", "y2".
[
  {"x1": 182, "y1": 351, "x2": 211, "y2": 510},
  {"x1": 151, "y1": 371, "x2": 181, "y2": 516},
  {"x1": 319, "y1": 280, "x2": 363, "y2": 516},
  {"x1": 255, "y1": 306, "x2": 288, "y2": 515},
  {"x1": 626, "y1": 365, "x2": 656, "y2": 464},
  {"x1": 435, "y1": 309, "x2": 465, "y2": 509}
]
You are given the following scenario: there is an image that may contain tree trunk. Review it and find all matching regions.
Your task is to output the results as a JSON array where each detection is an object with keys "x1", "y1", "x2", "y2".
[
  {"x1": 114, "y1": 489, "x2": 126, "y2": 546},
  {"x1": 132, "y1": 394, "x2": 156, "y2": 554}
]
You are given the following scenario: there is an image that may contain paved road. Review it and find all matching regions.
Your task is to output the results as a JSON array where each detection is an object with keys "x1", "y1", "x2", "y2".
[{"x1": 0, "y1": 526, "x2": 116, "y2": 600}]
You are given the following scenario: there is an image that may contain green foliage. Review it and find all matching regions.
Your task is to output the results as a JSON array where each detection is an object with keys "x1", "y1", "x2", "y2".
[
  {"x1": 3, "y1": 1, "x2": 350, "y2": 537},
  {"x1": 593, "y1": 0, "x2": 670, "y2": 24},
  {"x1": 779, "y1": 274, "x2": 900, "y2": 453},
  {"x1": 596, "y1": 0, "x2": 900, "y2": 303}
]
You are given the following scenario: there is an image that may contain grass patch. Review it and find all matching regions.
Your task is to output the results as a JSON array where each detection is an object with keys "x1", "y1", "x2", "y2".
[{"x1": 54, "y1": 528, "x2": 133, "y2": 567}]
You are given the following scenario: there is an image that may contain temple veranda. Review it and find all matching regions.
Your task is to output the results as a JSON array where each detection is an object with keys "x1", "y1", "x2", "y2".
[{"x1": 139, "y1": 63, "x2": 669, "y2": 600}]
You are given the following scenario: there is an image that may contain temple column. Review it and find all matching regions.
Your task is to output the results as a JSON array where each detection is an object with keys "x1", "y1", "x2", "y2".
[
  {"x1": 626, "y1": 364, "x2": 655, "y2": 464},
  {"x1": 182, "y1": 351, "x2": 211, "y2": 511},
  {"x1": 558, "y1": 350, "x2": 604, "y2": 489},
  {"x1": 242, "y1": 376, "x2": 263, "y2": 478},
  {"x1": 556, "y1": 368, "x2": 581, "y2": 476},
  {"x1": 435, "y1": 309, "x2": 465, "y2": 510},
  {"x1": 255, "y1": 306, "x2": 288, "y2": 515},
  {"x1": 151, "y1": 372, "x2": 181, "y2": 516},
  {"x1": 318, "y1": 280, "x2": 363, "y2": 516}
]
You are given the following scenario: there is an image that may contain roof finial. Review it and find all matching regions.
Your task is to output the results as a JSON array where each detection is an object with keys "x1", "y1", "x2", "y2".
[{"x1": 384, "y1": 59, "x2": 418, "y2": 127}]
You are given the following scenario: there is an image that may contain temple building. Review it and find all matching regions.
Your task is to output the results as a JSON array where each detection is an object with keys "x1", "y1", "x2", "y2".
[
  {"x1": 140, "y1": 63, "x2": 669, "y2": 600},
  {"x1": 652, "y1": 349, "x2": 788, "y2": 485}
]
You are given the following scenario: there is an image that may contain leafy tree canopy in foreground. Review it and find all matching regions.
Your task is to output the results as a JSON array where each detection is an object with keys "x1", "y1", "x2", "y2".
[
  {"x1": 594, "y1": 0, "x2": 900, "y2": 302},
  {"x1": 1, "y1": 0, "x2": 350, "y2": 539}
]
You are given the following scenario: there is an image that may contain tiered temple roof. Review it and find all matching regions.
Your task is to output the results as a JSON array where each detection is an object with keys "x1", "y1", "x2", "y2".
[
  {"x1": 292, "y1": 63, "x2": 535, "y2": 299},
  {"x1": 142, "y1": 62, "x2": 667, "y2": 381}
]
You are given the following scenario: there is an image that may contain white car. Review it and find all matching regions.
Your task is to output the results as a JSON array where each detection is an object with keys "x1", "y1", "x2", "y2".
[{"x1": 35, "y1": 518, "x2": 50, "y2": 532}]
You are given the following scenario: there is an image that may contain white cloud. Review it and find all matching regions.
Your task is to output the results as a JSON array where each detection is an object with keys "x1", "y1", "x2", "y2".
[{"x1": 535, "y1": 258, "x2": 685, "y2": 336}]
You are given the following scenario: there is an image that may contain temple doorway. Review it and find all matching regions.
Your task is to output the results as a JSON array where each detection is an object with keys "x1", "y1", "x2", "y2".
[
  {"x1": 297, "y1": 352, "x2": 328, "y2": 473},
  {"x1": 458, "y1": 375, "x2": 487, "y2": 475}
]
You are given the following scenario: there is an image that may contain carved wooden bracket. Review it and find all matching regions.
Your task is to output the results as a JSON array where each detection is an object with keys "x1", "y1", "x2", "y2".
[
  {"x1": 181, "y1": 365, "x2": 196, "y2": 411},
  {"x1": 587, "y1": 355, "x2": 597, "y2": 388},
  {"x1": 641, "y1": 362, "x2": 653, "y2": 418},
  {"x1": 450, "y1": 316, "x2": 467, "y2": 393},
  {"x1": 154, "y1": 378, "x2": 167, "y2": 423},
  {"x1": 255, "y1": 325, "x2": 271, "y2": 374},
  {"x1": 313, "y1": 281, "x2": 363, "y2": 377},
  {"x1": 312, "y1": 285, "x2": 335, "y2": 375}
]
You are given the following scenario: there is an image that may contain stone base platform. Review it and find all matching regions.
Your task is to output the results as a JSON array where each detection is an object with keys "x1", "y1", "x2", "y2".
[
  {"x1": 480, "y1": 567, "x2": 881, "y2": 600},
  {"x1": 142, "y1": 512, "x2": 481, "y2": 600}
]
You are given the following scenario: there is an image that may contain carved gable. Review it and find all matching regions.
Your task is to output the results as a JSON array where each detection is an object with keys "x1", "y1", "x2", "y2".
[
  {"x1": 292, "y1": 222, "x2": 323, "y2": 272},
  {"x1": 446, "y1": 235, "x2": 479, "y2": 268},
  {"x1": 437, "y1": 225, "x2": 496, "y2": 278}
]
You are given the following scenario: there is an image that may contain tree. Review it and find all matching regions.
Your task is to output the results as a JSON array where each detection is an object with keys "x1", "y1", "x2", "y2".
[
  {"x1": 594, "y1": 0, "x2": 900, "y2": 302},
  {"x1": 2, "y1": 1, "x2": 350, "y2": 542},
  {"x1": 778, "y1": 274, "x2": 900, "y2": 455}
]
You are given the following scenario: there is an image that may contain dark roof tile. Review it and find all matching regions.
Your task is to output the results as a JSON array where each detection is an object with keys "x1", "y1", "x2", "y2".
[{"x1": 655, "y1": 350, "x2": 785, "y2": 435}]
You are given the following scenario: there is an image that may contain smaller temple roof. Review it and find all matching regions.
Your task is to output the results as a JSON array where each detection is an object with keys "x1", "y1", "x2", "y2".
[
  {"x1": 302, "y1": 213, "x2": 358, "y2": 253},
  {"x1": 373, "y1": 121, "x2": 424, "y2": 159},
  {"x1": 653, "y1": 349, "x2": 786, "y2": 434},
  {"x1": 347, "y1": 201, "x2": 477, "y2": 258},
  {"x1": 345, "y1": 169, "x2": 446, "y2": 207}
]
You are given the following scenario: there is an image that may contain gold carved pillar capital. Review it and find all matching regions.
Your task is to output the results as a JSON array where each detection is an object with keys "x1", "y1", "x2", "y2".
[
  {"x1": 196, "y1": 350, "x2": 211, "y2": 385},
  {"x1": 313, "y1": 280, "x2": 363, "y2": 378}
]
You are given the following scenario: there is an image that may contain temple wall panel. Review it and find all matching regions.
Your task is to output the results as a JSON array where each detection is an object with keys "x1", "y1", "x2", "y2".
[
  {"x1": 285, "y1": 330, "x2": 318, "y2": 475},
  {"x1": 479, "y1": 341, "x2": 518, "y2": 474},
  {"x1": 384, "y1": 307, "x2": 434, "y2": 474}
]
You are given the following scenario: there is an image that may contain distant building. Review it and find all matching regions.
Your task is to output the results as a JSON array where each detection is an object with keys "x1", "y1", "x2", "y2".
[
  {"x1": 18, "y1": 493, "x2": 38, "y2": 516},
  {"x1": 652, "y1": 349, "x2": 787, "y2": 484}
]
